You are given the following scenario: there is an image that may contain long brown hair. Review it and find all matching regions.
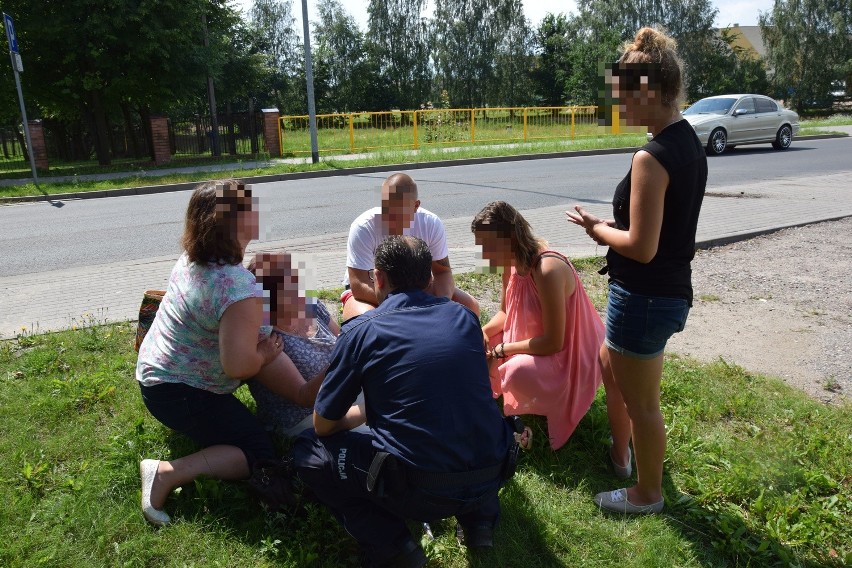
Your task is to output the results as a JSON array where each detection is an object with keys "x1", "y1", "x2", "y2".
[
  {"x1": 471, "y1": 201, "x2": 547, "y2": 272},
  {"x1": 619, "y1": 27, "x2": 685, "y2": 109},
  {"x1": 182, "y1": 180, "x2": 251, "y2": 264}
]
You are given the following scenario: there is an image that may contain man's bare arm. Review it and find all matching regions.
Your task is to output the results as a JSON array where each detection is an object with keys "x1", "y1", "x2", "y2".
[
  {"x1": 348, "y1": 267, "x2": 379, "y2": 305},
  {"x1": 430, "y1": 256, "x2": 455, "y2": 299}
]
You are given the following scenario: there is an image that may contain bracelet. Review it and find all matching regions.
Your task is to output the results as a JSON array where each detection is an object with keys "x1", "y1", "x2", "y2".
[{"x1": 496, "y1": 342, "x2": 507, "y2": 359}]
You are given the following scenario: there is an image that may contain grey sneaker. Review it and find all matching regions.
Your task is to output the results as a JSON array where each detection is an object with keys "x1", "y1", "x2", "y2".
[{"x1": 594, "y1": 488, "x2": 663, "y2": 514}]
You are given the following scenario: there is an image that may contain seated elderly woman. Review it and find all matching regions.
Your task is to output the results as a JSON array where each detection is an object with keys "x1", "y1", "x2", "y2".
[
  {"x1": 249, "y1": 252, "x2": 367, "y2": 438},
  {"x1": 135, "y1": 181, "x2": 321, "y2": 526}
]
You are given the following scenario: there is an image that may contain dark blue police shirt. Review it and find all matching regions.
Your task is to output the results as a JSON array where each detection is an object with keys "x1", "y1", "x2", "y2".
[{"x1": 314, "y1": 288, "x2": 512, "y2": 473}]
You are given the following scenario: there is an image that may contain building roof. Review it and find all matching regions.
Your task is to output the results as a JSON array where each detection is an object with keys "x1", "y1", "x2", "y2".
[{"x1": 721, "y1": 25, "x2": 766, "y2": 59}]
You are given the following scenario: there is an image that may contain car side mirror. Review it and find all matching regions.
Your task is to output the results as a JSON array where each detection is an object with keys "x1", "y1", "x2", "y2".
[{"x1": 734, "y1": 108, "x2": 749, "y2": 116}]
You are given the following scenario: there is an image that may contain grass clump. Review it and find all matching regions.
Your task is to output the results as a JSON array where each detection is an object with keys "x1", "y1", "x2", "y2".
[{"x1": 1, "y1": 267, "x2": 850, "y2": 567}]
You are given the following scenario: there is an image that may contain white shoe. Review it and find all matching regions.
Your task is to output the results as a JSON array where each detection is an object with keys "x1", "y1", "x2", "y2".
[
  {"x1": 594, "y1": 488, "x2": 663, "y2": 514},
  {"x1": 140, "y1": 459, "x2": 171, "y2": 526}
]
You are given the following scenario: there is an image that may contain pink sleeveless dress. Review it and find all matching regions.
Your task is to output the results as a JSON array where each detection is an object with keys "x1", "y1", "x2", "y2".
[{"x1": 490, "y1": 251, "x2": 604, "y2": 450}]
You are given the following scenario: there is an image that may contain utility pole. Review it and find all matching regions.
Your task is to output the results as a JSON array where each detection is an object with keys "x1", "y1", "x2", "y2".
[
  {"x1": 300, "y1": 0, "x2": 319, "y2": 163},
  {"x1": 202, "y1": 12, "x2": 222, "y2": 157}
]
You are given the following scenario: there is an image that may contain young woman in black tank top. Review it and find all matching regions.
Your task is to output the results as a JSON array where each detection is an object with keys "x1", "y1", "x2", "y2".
[{"x1": 567, "y1": 27, "x2": 706, "y2": 514}]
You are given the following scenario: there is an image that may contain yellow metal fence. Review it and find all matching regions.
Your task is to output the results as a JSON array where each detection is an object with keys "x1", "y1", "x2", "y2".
[{"x1": 278, "y1": 106, "x2": 614, "y2": 157}]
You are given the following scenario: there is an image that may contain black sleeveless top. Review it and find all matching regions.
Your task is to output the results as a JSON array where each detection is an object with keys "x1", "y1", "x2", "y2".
[{"x1": 605, "y1": 119, "x2": 707, "y2": 304}]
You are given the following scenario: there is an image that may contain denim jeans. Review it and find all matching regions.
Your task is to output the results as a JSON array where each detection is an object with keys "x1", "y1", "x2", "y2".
[{"x1": 604, "y1": 281, "x2": 690, "y2": 359}]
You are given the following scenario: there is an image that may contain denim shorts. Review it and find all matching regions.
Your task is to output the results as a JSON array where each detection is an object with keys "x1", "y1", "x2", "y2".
[
  {"x1": 605, "y1": 281, "x2": 689, "y2": 359},
  {"x1": 139, "y1": 381, "x2": 276, "y2": 469}
]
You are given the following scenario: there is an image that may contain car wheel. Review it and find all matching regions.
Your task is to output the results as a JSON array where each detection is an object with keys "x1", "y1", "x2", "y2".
[
  {"x1": 772, "y1": 125, "x2": 792, "y2": 150},
  {"x1": 707, "y1": 128, "x2": 727, "y2": 155}
]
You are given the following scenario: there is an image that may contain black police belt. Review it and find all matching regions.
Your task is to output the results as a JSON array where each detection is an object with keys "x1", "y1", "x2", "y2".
[
  {"x1": 405, "y1": 462, "x2": 505, "y2": 489},
  {"x1": 366, "y1": 418, "x2": 524, "y2": 496},
  {"x1": 367, "y1": 447, "x2": 518, "y2": 495}
]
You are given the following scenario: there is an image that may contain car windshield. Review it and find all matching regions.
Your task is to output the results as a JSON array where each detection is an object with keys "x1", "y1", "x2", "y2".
[{"x1": 684, "y1": 98, "x2": 738, "y2": 115}]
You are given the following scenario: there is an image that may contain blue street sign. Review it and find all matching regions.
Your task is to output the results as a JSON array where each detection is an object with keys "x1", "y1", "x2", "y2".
[{"x1": 4, "y1": 13, "x2": 19, "y2": 54}]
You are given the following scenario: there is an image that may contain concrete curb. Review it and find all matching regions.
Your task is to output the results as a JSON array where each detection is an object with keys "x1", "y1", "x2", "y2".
[
  {"x1": 2, "y1": 132, "x2": 845, "y2": 205},
  {"x1": 695, "y1": 212, "x2": 852, "y2": 249}
]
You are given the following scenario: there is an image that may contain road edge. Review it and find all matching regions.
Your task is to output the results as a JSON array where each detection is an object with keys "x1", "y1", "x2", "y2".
[{"x1": 2, "y1": 133, "x2": 845, "y2": 205}]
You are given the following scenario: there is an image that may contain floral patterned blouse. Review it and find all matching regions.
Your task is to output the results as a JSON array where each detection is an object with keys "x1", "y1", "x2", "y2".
[{"x1": 136, "y1": 253, "x2": 258, "y2": 394}]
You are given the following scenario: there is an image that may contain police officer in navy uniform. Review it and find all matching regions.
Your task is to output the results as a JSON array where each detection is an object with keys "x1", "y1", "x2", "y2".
[{"x1": 293, "y1": 235, "x2": 515, "y2": 568}]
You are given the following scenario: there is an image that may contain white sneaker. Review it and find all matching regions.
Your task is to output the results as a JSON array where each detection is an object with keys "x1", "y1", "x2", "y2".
[{"x1": 594, "y1": 488, "x2": 663, "y2": 514}]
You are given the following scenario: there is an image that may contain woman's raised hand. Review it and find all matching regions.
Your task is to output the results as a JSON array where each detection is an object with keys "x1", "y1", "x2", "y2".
[{"x1": 566, "y1": 206, "x2": 613, "y2": 245}]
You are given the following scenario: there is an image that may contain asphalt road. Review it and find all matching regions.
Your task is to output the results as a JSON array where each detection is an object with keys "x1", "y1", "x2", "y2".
[{"x1": 1, "y1": 136, "x2": 850, "y2": 278}]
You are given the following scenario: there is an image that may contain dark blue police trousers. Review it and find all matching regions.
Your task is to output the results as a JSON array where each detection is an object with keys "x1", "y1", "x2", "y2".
[{"x1": 293, "y1": 428, "x2": 501, "y2": 563}]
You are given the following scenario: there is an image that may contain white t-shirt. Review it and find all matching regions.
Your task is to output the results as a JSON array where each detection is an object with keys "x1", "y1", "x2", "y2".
[{"x1": 343, "y1": 207, "x2": 449, "y2": 286}]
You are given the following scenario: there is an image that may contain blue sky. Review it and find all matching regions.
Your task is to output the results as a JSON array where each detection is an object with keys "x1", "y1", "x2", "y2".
[{"x1": 236, "y1": 0, "x2": 774, "y2": 35}]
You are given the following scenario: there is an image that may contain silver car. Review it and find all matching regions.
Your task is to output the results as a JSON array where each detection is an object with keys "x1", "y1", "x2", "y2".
[{"x1": 683, "y1": 94, "x2": 800, "y2": 155}]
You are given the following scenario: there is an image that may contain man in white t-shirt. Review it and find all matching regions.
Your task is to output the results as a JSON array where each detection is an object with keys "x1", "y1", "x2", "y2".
[{"x1": 341, "y1": 172, "x2": 479, "y2": 321}]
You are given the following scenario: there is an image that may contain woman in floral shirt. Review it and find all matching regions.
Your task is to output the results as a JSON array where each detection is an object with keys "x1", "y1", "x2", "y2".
[{"x1": 136, "y1": 181, "x2": 321, "y2": 526}]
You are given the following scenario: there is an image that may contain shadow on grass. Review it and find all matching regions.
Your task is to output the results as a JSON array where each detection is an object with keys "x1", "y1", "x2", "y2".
[{"x1": 512, "y1": 398, "x2": 840, "y2": 568}]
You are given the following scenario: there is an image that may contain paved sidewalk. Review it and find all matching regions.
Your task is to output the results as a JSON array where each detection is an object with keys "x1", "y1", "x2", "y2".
[{"x1": 1, "y1": 172, "x2": 851, "y2": 338}]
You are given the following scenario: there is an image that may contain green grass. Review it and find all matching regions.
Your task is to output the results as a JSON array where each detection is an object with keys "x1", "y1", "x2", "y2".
[
  {"x1": 280, "y1": 119, "x2": 621, "y2": 156},
  {"x1": 799, "y1": 128, "x2": 849, "y2": 136},
  {"x1": 0, "y1": 134, "x2": 647, "y2": 201},
  {"x1": 799, "y1": 114, "x2": 852, "y2": 128},
  {"x1": 1, "y1": 268, "x2": 850, "y2": 567},
  {"x1": 0, "y1": 153, "x2": 272, "y2": 181}
]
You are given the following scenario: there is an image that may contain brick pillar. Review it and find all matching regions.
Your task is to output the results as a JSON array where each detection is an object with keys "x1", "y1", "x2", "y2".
[
  {"x1": 27, "y1": 120, "x2": 49, "y2": 171},
  {"x1": 261, "y1": 108, "x2": 281, "y2": 157},
  {"x1": 149, "y1": 115, "x2": 171, "y2": 165}
]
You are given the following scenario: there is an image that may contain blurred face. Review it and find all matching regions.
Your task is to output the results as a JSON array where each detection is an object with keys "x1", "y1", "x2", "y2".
[
  {"x1": 233, "y1": 193, "x2": 260, "y2": 245},
  {"x1": 615, "y1": 62, "x2": 662, "y2": 127},
  {"x1": 475, "y1": 229, "x2": 515, "y2": 267},
  {"x1": 380, "y1": 182, "x2": 419, "y2": 234},
  {"x1": 255, "y1": 253, "x2": 307, "y2": 325},
  {"x1": 275, "y1": 265, "x2": 305, "y2": 323}
]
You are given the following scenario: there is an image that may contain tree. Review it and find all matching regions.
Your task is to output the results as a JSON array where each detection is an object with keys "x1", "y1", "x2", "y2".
[
  {"x1": 562, "y1": 24, "x2": 622, "y2": 105},
  {"x1": 433, "y1": 0, "x2": 517, "y2": 108},
  {"x1": 760, "y1": 0, "x2": 852, "y2": 111},
  {"x1": 573, "y1": 0, "x2": 721, "y2": 102},
  {"x1": 312, "y1": 0, "x2": 370, "y2": 112},
  {"x1": 365, "y1": 0, "x2": 432, "y2": 109},
  {"x1": 250, "y1": 0, "x2": 305, "y2": 114},
  {"x1": 492, "y1": 0, "x2": 536, "y2": 106},
  {"x1": 532, "y1": 13, "x2": 576, "y2": 106},
  {"x1": 696, "y1": 28, "x2": 769, "y2": 98},
  {"x1": 3, "y1": 0, "x2": 240, "y2": 165}
]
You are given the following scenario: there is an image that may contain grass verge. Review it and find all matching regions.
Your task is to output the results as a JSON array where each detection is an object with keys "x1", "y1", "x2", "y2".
[
  {"x1": 799, "y1": 114, "x2": 852, "y2": 128},
  {"x1": 1, "y1": 268, "x2": 850, "y2": 567},
  {"x1": 0, "y1": 135, "x2": 647, "y2": 200},
  {"x1": 799, "y1": 128, "x2": 849, "y2": 137}
]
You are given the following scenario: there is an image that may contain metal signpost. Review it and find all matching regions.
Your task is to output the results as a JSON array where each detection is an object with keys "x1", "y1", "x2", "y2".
[
  {"x1": 3, "y1": 12, "x2": 38, "y2": 183},
  {"x1": 301, "y1": 0, "x2": 319, "y2": 164}
]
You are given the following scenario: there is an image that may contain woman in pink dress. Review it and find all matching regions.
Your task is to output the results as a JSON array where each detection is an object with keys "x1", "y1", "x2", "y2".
[{"x1": 472, "y1": 201, "x2": 607, "y2": 450}]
